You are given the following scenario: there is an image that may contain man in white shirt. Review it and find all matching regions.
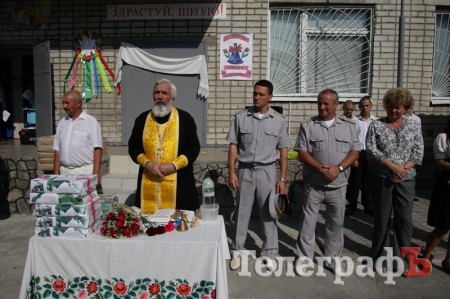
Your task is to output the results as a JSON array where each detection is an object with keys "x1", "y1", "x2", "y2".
[
  {"x1": 345, "y1": 96, "x2": 377, "y2": 217},
  {"x1": 53, "y1": 90, "x2": 103, "y2": 191}
]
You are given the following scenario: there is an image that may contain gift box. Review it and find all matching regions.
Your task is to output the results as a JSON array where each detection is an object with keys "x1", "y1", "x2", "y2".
[
  {"x1": 34, "y1": 198, "x2": 100, "y2": 217},
  {"x1": 35, "y1": 221, "x2": 99, "y2": 238},
  {"x1": 35, "y1": 207, "x2": 101, "y2": 228},
  {"x1": 30, "y1": 174, "x2": 97, "y2": 194},
  {"x1": 30, "y1": 191, "x2": 98, "y2": 205}
]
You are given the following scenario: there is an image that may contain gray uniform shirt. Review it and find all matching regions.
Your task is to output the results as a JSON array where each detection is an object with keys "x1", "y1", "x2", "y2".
[
  {"x1": 294, "y1": 115, "x2": 360, "y2": 188},
  {"x1": 227, "y1": 107, "x2": 290, "y2": 164}
]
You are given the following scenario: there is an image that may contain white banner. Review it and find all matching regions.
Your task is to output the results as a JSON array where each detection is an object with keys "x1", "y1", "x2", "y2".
[
  {"x1": 107, "y1": 3, "x2": 226, "y2": 20},
  {"x1": 220, "y1": 34, "x2": 253, "y2": 80}
]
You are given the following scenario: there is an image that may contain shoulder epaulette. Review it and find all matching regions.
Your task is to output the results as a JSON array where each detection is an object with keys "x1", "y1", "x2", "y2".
[
  {"x1": 271, "y1": 109, "x2": 285, "y2": 118},
  {"x1": 338, "y1": 115, "x2": 357, "y2": 124}
]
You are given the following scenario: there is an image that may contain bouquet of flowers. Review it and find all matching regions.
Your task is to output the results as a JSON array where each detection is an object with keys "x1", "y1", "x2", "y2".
[{"x1": 100, "y1": 202, "x2": 145, "y2": 238}]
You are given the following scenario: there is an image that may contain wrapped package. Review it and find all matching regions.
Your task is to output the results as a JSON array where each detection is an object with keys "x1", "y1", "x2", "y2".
[
  {"x1": 35, "y1": 207, "x2": 101, "y2": 228},
  {"x1": 35, "y1": 221, "x2": 99, "y2": 238},
  {"x1": 30, "y1": 191, "x2": 98, "y2": 205},
  {"x1": 34, "y1": 198, "x2": 100, "y2": 217},
  {"x1": 30, "y1": 174, "x2": 97, "y2": 194}
]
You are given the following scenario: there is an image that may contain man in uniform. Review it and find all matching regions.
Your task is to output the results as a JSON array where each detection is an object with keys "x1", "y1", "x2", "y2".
[
  {"x1": 294, "y1": 89, "x2": 359, "y2": 274},
  {"x1": 128, "y1": 79, "x2": 200, "y2": 214},
  {"x1": 227, "y1": 80, "x2": 290, "y2": 271}
]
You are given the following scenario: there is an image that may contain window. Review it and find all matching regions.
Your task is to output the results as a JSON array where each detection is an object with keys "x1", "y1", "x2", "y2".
[
  {"x1": 431, "y1": 10, "x2": 450, "y2": 104},
  {"x1": 269, "y1": 7, "x2": 373, "y2": 101}
]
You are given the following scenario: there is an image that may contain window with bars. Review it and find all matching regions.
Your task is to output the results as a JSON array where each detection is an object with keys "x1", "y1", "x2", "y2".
[
  {"x1": 431, "y1": 10, "x2": 450, "y2": 104},
  {"x1": 269, "y1": 7, "x2": 373, "y2": 101}
]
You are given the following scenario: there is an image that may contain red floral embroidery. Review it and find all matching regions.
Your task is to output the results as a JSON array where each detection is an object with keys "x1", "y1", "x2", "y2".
[
  {"x1": 176, "y1": 283, "x2": 192, "y2": 296},
  {"x1": 51, "y1": 279, "x2": 66, "y2": 293},
  {"x1": 149, "y1": 283, "x2": 161, "y2": 296},
  {"x1": 113, "y1": 281, "x2": 128, "y2": 295},
  {"x1": 86, "y1": 281, "x2": 98, "y2": 294}
]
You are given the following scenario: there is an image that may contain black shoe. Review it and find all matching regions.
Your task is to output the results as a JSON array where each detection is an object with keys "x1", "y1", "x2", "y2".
[
  {"x1": 345, "y1": 208, "x2": 354, "y2": 218},
  {"x1": 0, "y1": 213, "x2": 11, "y2": 220},
  {"x1": 442, "y1": 261, "x2": 450, "y2": 275},
  {"x1": 364, "y1": 209, "x2": 374, "y2": 216}
]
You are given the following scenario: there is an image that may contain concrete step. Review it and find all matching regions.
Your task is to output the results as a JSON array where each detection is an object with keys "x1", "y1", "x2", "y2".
[
  {"x1": 102, "y1": 173, "x2": 137, "y2": 190},
  {"x1": 102, "y1": 155, "x2": 138, "y2": 204},
  {"x1": 109, "y1": 155, "x2": 139, "y2": 174}
]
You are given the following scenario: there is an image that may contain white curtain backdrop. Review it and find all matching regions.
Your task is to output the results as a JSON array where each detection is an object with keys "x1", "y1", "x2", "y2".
[{"x1": 114, "y1": 42, "x2": 209, "y2": 98}]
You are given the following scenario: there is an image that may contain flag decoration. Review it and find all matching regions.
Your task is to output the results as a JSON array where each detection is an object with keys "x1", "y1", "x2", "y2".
[{"x1": 63, "y1": 31, "x2": 120, "y2": 101}]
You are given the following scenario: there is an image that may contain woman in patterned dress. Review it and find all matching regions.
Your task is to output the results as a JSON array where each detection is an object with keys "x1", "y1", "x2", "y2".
[
  {"x1": 422, "y1": 117, "x2": 450, "y2": 274},
  {"x1": 366, "y1": 88, "x2": 424, "y2": 273}
]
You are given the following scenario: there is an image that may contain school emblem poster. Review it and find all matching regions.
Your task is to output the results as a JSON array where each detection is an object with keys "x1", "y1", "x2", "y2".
[{"x1": 220, "y1": 33, "x2": 253, "y2": 80}]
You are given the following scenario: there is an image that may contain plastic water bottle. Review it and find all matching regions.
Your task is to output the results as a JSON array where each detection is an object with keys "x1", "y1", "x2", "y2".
[{"x1": 202, "y1": 174, "x2": 215, "y2": 206}]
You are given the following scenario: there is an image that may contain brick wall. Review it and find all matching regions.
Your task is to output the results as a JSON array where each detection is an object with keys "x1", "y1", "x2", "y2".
[{"x1": 0, "y1": 0, "x2": 448, "y2": 148}]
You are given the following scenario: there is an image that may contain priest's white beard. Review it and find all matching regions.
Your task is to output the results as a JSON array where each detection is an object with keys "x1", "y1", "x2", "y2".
[{"x1": 152, "y1": 100, "x2": 173, "y2": 118}]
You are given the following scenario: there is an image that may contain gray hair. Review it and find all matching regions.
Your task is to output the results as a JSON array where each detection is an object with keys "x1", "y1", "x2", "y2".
[
  {"x1": 155, "y1": 79, "x2": 177, "y2": 100},
  {"x1": 318, "y1": 89, "x2": 339, "y2": 104}
]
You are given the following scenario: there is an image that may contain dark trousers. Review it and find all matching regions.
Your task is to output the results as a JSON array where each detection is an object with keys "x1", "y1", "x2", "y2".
[
  {"x1": 370, "y1": 174, "x2": 415, "y2": 268},
  {"x1": 346, "y1": 150, "x2": 372, "y2": 211},
  {"x1": 0, "y1": 157, "x2": 11, "y2": 218}
]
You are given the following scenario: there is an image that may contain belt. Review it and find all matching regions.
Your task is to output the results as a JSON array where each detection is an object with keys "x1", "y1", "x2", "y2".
[
  {"x1": 238, "y1": 161, "x2": 275, "y2": 170},
  {"x1": 62, "y1": 163, "x2": 93, "y2": 169}
]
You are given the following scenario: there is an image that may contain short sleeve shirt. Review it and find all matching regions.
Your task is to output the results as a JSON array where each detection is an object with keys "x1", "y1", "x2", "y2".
[
  {"x1": 294, "y1": 116, "x2": 360, "y2": 188},
  {"x1": 433, "y1": 133, "x2": 450, "y2": 160},
  {"x1": 356, "y1": 114, "x2": 377, "y2": 150},
  {"x1": 226, "y1": 107, "x2": 290, "y2": 164},
  {"x1": 53, "y1": 111, "x2": 103, "y2": 167}
]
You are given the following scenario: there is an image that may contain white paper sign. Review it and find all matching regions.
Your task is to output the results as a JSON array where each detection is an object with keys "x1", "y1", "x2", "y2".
[{"x1": 220, "y1": 34, "x2": 253, "y2": 80}]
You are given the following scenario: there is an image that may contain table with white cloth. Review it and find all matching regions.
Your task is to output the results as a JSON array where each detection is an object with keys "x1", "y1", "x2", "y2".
[{"x1": 19, "y1": 216, "x2": 230, "y2": 299}]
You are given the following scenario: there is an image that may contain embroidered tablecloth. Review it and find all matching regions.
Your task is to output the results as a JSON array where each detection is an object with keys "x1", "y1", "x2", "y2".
[{"x1": 20, "y1": 216, "x2": 230, "y2": 299}]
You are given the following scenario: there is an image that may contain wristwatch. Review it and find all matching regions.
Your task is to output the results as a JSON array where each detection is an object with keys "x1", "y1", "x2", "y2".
[
  {"x1": 338, "y1": 165, "x2": 344, "y2": 172},
  {"x1": 279, "y1": 178, "x2": 288, "y2": 183}
]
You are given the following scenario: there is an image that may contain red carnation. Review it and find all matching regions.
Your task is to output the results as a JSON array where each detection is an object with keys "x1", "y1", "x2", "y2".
[
  {"x1": 123, "y1": 226, "x2": 132, "y2": 237},
  {"x1": 156, "y1": 226, "x2": 165, "y2": 234},
  {"x1": 165, "y1": 221, "x2": 174, "y2": 232},
  {"x1": 146, "y1": 227, "x2": 157, "y2": 236},
  {"x1": 115, "y1": 219, "x2": 125, "y2": 228},
  {"x1": 131, "y1": 223, "x2": 140, "y2": 231},
  {"x1": 111, "y1": 229, "x2": 118, "y2": 238},
  {"x1": 106, "y1": 212, "x2": 115, "y2": 221},
  {"x1": 117, "y1": 211, "x2": 126, "y2": 221}
]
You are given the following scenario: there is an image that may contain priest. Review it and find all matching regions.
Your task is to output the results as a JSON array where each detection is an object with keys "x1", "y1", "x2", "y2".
[{"x1": 128, "y1": 79, "x2": 201, "y2": 214}]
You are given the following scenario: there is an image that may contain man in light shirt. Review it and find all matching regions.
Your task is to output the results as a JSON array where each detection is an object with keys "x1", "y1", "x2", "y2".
[
  {"x1": 345, "y1": 96, "x2": 377, "y2": 217},
  {"x1": 53, "y1": 90, "x2": 103, "y2": 192}
]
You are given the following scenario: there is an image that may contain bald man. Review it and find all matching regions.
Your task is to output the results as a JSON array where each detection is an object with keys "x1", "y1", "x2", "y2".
[{"x1": 53, "y1": 90, "x2": 103, "y2": 190}]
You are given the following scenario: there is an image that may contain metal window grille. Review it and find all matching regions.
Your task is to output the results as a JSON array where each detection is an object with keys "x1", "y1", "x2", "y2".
[
  {"x1": 269, "y1": 7, "x2": 373, "y2": 101},
  {"x1": 431, "y1": 11, "x2": 450, "y2": 104}
]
